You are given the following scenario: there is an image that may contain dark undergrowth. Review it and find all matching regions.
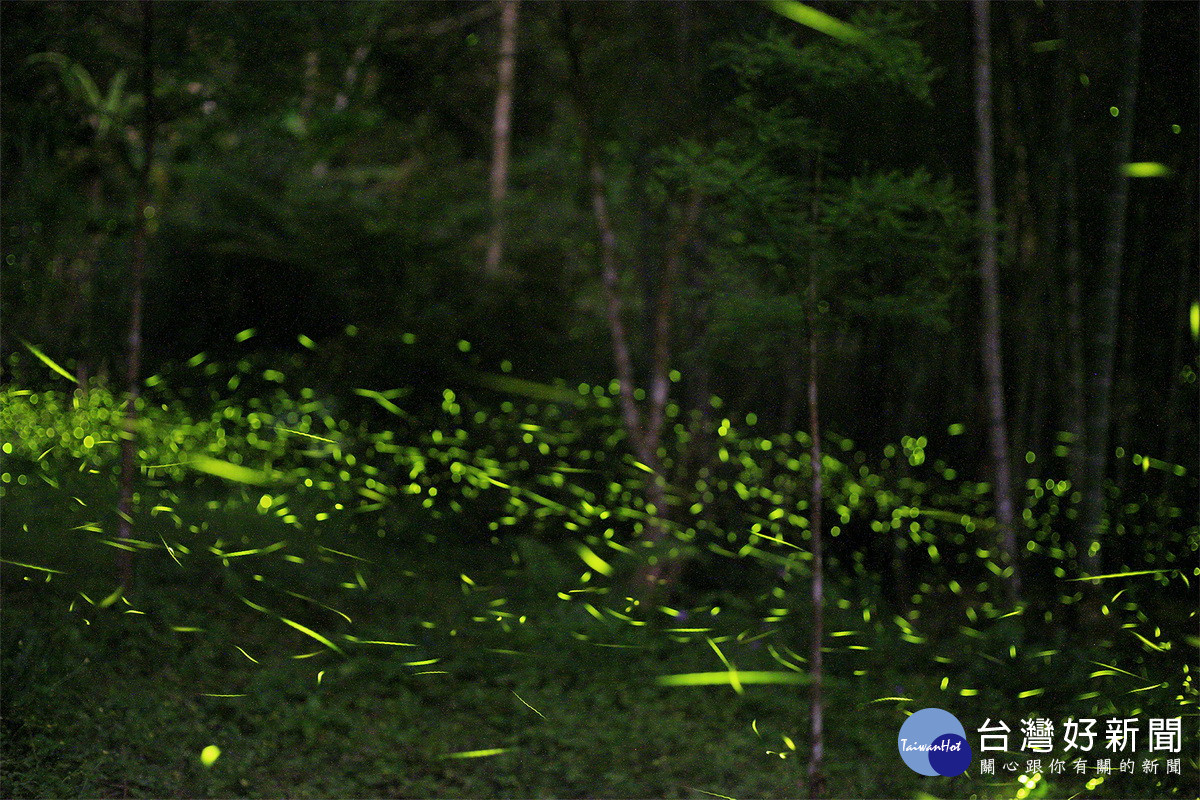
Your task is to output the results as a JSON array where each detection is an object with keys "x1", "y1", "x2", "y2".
[{"x1": 1, "y1": 368, "x2": 1195, "y2": 799}]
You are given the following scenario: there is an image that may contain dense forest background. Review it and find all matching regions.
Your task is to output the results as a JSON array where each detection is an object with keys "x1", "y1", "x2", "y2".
[
  {"x1": 1, "y1": 2, "x2": 1196, "y2": 798},
  {"x1": 2, "y1": 1, "x2": 1197, "y2": 463}
]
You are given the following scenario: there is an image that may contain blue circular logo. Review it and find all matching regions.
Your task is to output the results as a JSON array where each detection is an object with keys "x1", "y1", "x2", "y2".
[{"x1": 898, "y1": 708, "x2": 972, "y2": 777}]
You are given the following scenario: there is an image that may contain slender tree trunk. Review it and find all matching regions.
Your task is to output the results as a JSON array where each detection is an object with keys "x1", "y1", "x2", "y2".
[
  {"x1": 805, "y1": 283, "x2": 825, "y2": 800},
  {"x1": 802, "y1": 158, "x2": 826, "y2": 800},
  {"x1": 1054, "y1": 5, "x2": 1088, "y2": 539},
  {"x1": 780, "y1": 337, "x2": 803, "y2": 435},
  {"x1": 116, "y1": 0, "x2": 155, "y2": 589},
  {"x1": 485, "y1": 0, "x2": 520, "y2": 276},
  {"x1": 997, "y1": 10, "x2": 1043, "y2": 476},
  {"x1": 67, "y1": 203, "x2": 107, "y2": 398},
  {"x1": 646, "y1": 191, "x2": 701, "y2": 451},
  {"x1": 1081, "y1": 0, "x2": 1143, "y2": 575},
  {"x1": 636, "y1": 192, "x2": 702, "y2": 592},
  {"x1": 679, "y1": 246, "x2": 715, "y2": 496},
  {"x1": 1018, "y1": 5, "x2": 1059, "y2": 475},
  {"x1": 560, "y1": 7, "x2": 642, "y2": 457},
  {"x1": 560, "y1": 5, "x2": 678, "y2": 595},
  {"x1": 971, "y1": 0, "x2": 1021, "y2": 601}
]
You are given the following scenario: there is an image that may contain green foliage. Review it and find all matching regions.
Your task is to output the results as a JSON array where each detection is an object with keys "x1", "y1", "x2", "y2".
[
  {"x1": 820, "y1": 170, "x2": 973, "y2": 328},
  {"x1": 654, "y1": 10, "x2": 973, "y2": 384},
  {"x1": 0, "y1": 360, "x2": 359, "y2": 488},
  {"x1": 720, "y1": 8, "x2": 935, "y2": 103},
  {"x1": 2, "y1": 344, "x2": 1196, "y2": 796}
]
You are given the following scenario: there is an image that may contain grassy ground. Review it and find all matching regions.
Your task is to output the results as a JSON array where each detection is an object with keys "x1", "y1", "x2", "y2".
[
  {"x1": 2, "y1": 472, "x2": 1194, "y2": 798},
  {"x1": 3, "y1": 560, "x2": 920, "y2": 798},
  {"x1": 0, "y1": 473, "x2": 935, "y2": 799}
]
